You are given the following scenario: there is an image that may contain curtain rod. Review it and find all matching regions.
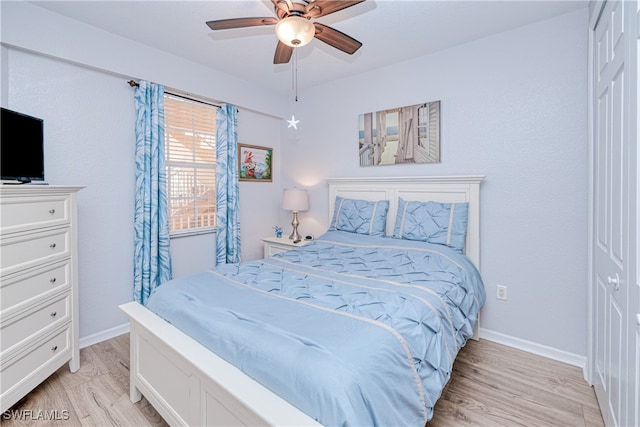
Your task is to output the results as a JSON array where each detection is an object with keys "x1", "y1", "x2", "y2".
[{"x1": 127, "y1": 80, "x2": 221, "y2": 109}]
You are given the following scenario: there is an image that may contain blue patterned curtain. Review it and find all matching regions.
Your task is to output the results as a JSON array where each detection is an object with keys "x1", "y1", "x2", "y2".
[
  {"x1": 215, "y1": 104, "x2": 241, "y2": 264},
  {"x1": 133, "y1": 81, "x2": 172, "y2": 305}
]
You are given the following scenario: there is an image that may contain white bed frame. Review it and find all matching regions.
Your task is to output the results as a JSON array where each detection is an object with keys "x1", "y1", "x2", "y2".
[{"x1": 119, "y1": 175, "x2": 484, "y2": 427}]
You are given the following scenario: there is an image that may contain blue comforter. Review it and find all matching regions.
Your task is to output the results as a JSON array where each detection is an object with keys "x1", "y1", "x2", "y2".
[{"x1": 146, "y1": 230, "x2": 485, "y2": 426}]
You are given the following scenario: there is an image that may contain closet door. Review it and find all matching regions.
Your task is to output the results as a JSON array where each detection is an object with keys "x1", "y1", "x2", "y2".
[
  {"x1": 592, "y1": 1, "x2": 633, "y2": 426},
  {"x1": 629, "y1": 2, "x2": 639, "y2": 426},
  {"x1": 591, "y1": 1, "x2": 639, "y2": 425}
]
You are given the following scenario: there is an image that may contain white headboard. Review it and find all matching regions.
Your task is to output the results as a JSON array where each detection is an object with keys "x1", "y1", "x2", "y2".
[{"x1": 326, "y1": 176, "x2": 484, "y2": 270}]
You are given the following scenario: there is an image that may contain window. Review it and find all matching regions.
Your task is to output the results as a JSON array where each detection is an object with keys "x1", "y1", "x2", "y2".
[{"x1": 164, "y1": 93, "x2": 218, "y2": 235}]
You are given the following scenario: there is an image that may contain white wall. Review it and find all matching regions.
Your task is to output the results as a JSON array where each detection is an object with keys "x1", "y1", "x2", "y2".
[
  {"x1": 285, "y1": 9, "x2": 589, "y2": 357},
  {"x1": 1, "y1": 2, "x2": 286, "y2": 342},
  {"x1": 5, "y1": 48, "x2": 139, "y2": 343},
  {"x1": 0, "y1": 2, "x2": 287, "y2": 118}
]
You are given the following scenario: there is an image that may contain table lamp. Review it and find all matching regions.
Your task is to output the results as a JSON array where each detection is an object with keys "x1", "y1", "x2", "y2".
[{"x1": 281, "y1": 188, "x2": 309, "y2": 241}]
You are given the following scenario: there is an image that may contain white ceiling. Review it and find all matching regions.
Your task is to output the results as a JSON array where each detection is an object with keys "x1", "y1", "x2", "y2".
[{"x1": 30, "y1": 0, "x2": 588, "y2": 93}]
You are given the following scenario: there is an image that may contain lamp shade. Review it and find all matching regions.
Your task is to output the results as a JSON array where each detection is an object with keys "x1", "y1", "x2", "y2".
[
  {"x1": 281, "y1": 188, "x2": 309, "y2": 211},
  {"x1": 275, "y1": 16, "x2": 315, "y2": 47}
]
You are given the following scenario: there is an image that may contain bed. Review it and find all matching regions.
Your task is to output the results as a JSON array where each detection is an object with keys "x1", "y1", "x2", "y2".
[{"x1": 119, "y1": 175, "x2": 485, "y2": 426}]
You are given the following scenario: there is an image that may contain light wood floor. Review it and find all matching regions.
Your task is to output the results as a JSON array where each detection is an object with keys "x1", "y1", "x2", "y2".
[
  {"x1": 429, "y1": 340, "x2": 604, "y2": 427},
  {"x1": 2, "y1": 334, "x2": 603, "y2": 427}
]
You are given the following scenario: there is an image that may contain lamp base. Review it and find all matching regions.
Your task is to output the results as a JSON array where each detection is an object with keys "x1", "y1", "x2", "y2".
[{"x1": 289, "y1": 210, "x2": 301, "y2": 241}]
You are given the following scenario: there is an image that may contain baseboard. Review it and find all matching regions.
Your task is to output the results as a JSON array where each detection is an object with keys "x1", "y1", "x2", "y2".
[
  {"x1": 79, "y1": 323, "x2": 130, "y2": 349},
  {"x1": 479, "y1": 328, "x2": 588, "y2": 377}
]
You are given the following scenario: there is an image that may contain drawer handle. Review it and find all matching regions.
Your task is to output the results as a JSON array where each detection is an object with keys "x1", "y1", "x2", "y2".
[
  {"x1": 50, "y1": 277, "x2": 57, "y2": 283},
  {"x1": 49, "y1": 208, "x2": 56, "y2": 214},
  {"x1": 49, "y1": 243, "x2": 57, "y2": 249},
  {"x1": 50, "y1": 311, "x2": 57, "y2": 318},
  {"x1": 51, "y1": 345, "x2": 58, "y2": 352}
]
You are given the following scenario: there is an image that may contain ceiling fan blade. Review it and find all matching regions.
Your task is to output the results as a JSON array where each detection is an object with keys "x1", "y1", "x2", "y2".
[
  {"x1": 305, "y1": 1, "x2": 366, "y2": 19},
  {"x1": 274, "y1": 41, "x2": 294, "y2": 64},
  {"x1": 206, "y1": 17, "x2": 277, "y2": 31},
  {"x1": 313, "y1": 23, "x2": 362, "y2": 55}
]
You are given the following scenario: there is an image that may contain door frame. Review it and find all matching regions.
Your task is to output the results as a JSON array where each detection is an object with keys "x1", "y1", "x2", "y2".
[{"x1": 586, "y1": 0, "x2": 606, "y2": 387}]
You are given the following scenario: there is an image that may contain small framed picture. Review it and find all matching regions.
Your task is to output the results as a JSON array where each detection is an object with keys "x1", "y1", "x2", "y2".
[{"x1": 238, "y1": 144, "x2": 273, "y2": 182}]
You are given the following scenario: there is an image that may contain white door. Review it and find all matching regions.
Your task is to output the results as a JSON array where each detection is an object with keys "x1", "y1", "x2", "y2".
[
  {"x1": 630, "y1": 1, "x2": 639, "y2": 425},
  {"x1": 592, "y1": 1, "x2": 633, "y2": 426},
  {"x1": 633, "y1": 310, "x2": 639, "y2": 427}
]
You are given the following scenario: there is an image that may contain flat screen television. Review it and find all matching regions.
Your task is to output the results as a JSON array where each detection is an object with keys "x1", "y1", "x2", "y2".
[{"x1": 1, "y1": 107, "x2": 45, "y2": 183}]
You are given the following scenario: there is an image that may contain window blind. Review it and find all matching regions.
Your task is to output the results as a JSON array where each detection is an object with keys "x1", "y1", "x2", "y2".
[{"x1": 164, "y1": 94, "x2": 218, "y2": 234}]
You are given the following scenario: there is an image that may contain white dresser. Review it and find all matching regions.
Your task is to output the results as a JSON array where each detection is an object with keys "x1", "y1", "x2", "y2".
[{"x1": 0, "y1": 185, "x2": 82, "y2": 412}]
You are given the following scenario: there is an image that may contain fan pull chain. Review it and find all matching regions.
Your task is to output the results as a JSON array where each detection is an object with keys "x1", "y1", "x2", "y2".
[
  {"x1": 286, "y1": 47, "x2": 301, "y2": 130},
  {"x1": 294, "y1": 47, "x2": 299, "y2": 102}
]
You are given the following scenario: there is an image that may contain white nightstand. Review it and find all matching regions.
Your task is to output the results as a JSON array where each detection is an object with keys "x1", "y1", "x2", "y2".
[{"x1": 262, "y1": 236, "x2": 309, "y2": 258}]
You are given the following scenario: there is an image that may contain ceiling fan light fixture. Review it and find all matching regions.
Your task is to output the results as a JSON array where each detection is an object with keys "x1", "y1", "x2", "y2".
[{"x1": 275, "y1": 16, "x2": 315, "y2": 47}]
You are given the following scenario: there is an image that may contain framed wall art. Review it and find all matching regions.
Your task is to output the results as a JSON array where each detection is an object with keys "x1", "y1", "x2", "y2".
[
  {"x1": 358, "y1": 100, "x2": 440, "y2": 166},
  {"x1": 238, "y1": 144, "x2": 272, "y2": 182}
]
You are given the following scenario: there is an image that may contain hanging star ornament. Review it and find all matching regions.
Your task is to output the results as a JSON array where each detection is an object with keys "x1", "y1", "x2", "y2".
[{"x1": 287, "y1": 115, "x2": 300, "y2": 130}]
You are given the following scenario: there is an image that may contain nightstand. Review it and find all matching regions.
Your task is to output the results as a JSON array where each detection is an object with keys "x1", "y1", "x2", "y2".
[{"x1": 262, "y1": 236, "x2": 309, "y2": 258}]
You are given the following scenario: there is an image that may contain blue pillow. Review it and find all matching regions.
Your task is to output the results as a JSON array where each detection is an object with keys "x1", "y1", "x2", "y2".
[
  {"x1": 392, "y1": 198, "x2": 469, "y2": 253},
  {"x1": 329, "y1": 196, "x2": 389, "y2": 236}
]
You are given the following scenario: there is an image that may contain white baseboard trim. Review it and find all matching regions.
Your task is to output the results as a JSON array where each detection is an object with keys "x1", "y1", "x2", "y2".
[
  {"x1": 479, "y1": 328, "x2": 588, "y2": 375},
  {"x1": 79, "y1": 323, "x2": 130, "y2": 349}
]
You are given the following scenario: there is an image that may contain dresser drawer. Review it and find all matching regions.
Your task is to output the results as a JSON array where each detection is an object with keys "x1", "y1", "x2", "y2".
[
  {"x1": 1, "y1": 261, "x2": 70, "y2": 311},
  {"x1": 0, "y1": 327, "x2": 70, "y2": 396},
  {"x1": 0, "y1": 228, "x2": 69, "y2": 272},
  {"x1": 1, "y1": 293, "x2": 70, "y2": 352},
  {"x1": 1, "y1": 195, "x2": 70, "y2": 234}
]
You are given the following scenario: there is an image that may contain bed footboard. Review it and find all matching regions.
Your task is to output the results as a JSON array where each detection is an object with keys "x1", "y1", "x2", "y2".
[{"x1": 119, "y1": 301, "x2": 320, "y2": 427}]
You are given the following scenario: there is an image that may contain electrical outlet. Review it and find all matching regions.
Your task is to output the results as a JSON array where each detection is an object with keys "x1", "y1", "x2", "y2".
[{"x1": 497, "y1": 285, "x2": 508, "y2": 300}]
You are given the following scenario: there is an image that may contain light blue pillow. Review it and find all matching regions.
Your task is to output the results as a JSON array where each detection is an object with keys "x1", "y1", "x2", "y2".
[
  {"x1": 329, "y1": 196, "x2": 389, "y2": 236},
  {"x1": 393, "y1": 198, "x2": 469, "y2": 253}
]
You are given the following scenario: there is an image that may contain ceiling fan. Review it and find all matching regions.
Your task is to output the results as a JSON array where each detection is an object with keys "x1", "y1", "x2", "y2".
[{"x1": 206, "y1": 0, "x2": 366, "y2": 64}]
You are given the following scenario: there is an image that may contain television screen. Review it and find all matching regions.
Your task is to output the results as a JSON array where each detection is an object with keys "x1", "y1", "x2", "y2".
[{"x1": 1, "y1": 108, "x2": 45, "y2": 182}]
